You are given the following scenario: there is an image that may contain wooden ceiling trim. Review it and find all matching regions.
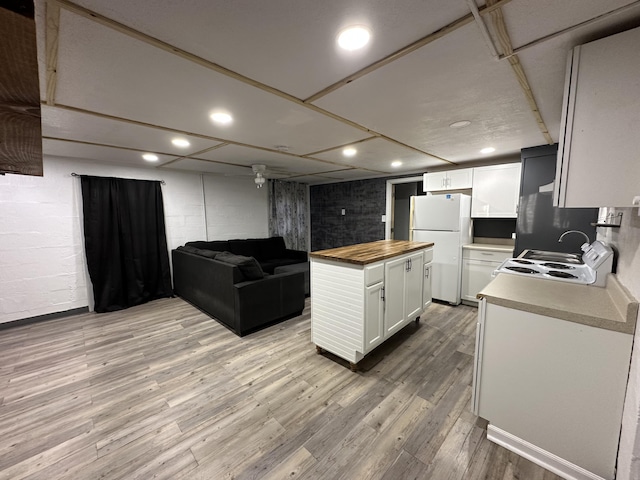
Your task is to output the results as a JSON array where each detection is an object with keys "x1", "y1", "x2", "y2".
[
  {"x1": 49, "y1": 103, "x2": 385, "y2": 172},
  {"x1": 303, "y1": 0, "x2": 514, "y2": 104},
  {"x1": 158, "y1": 143, "x2": 231, "y2": 168},
  {"x1": 50, "y1": 0, "x2": 375, "y2": 135},
  {"x1": 302, "y1": 136, "x2": 378, "y2": 157},
  {"x1": 486, "y1": 0, "x2": 554, "y2": 145},
  {"x1": 50, "y1": 0, "x2": 452, "y2": 166},
  {"x1": 45, "y1": 2, "x2": 60, "y2": 106}
]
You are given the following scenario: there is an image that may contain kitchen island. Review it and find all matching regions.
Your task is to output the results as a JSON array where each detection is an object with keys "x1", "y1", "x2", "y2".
[
  {"x1": 473, "y1": 273, "x2": 638, "y2": 480},
  {"x1": 310, "y1": 240, "x2": 433, "y2": 370}
]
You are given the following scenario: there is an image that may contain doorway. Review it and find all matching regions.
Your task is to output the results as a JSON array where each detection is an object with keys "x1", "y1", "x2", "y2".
[{"x1": 385, "y1": 176, "x2": 425, "y2": 240}]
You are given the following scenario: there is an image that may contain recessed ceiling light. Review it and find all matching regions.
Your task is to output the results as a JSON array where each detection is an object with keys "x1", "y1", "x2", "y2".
[
  {"x1": 142, "y1": 153, "x2": 159, "y2": 162},
  {"x1": 480, "y1": 147, "x2": 496, "y2": 154},
  {"x1": 343, "y1": 147, "x2": 357, "y2": 157},
  {"x1": 172, "y1": 138, "x2": 190, "y2": 148},
  {"x1": 210, "y1": 112, "x2": 233, "y2": 125},
  {"x1": 391, "y1": 160, "x2": 402, "y2": 168},
  {"x1": 449, "y1": 120, "x2": 472, "y2": 128},
  {"x1": 337, "y1": 26, "x2": 371, "y2": 51}
]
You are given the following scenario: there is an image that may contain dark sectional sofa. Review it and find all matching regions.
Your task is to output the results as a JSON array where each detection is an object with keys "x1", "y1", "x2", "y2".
[{"x1": 172, "y1": 237, "x2": 307, "y2": 336}]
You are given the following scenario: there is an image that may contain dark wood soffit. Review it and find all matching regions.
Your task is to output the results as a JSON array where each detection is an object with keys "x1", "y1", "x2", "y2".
[{"x1": 0, "y1": 3, "x2": 43, "y2": 176}]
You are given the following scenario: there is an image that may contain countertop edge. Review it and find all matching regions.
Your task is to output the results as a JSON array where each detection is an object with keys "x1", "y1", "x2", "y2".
[
  {"x1": 310, "y1": 242, "x2": 434, "y2": 265},
  {"x1": 478, "y1": 274, "x2": 638, "y2": 335}
]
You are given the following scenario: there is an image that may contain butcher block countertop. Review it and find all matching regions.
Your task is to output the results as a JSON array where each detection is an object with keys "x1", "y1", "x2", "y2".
[
  {"x1": 309, "y1": 240, "x2": 434, "y2": 266},
  {"x1": 478, "y1": 273, "x2": 638, "y2": 335}
]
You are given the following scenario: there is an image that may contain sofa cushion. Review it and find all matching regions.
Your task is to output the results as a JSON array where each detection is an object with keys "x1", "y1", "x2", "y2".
[
  {"x1": 216, "y1": 252, "x2": 265, "y2": 280},
  {"x1": 177, "y1": 245, "x2": 222, "y2": 259},
  {"x1": 262, "y1": 237, "x2": 287, "y2": 259},
  {"x1": 186, "y1": 240, "x2": 229, "y2": 251},
  {"x1": 228, "y1": 239, "x2": 263, "y2": 259}
]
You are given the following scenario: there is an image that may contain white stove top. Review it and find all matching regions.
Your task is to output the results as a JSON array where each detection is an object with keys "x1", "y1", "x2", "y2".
[
  {"x1": 494, "y1": 241, "x2": 614, "y2": 286},
  {"x1": 495, "y1": 258, "x2": 596, "y2": 284}
]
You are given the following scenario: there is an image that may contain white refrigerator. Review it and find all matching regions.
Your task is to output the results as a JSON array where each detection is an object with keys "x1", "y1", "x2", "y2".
[{"x1": 410, "y1": 194, "x2": 471, "y2": 305}]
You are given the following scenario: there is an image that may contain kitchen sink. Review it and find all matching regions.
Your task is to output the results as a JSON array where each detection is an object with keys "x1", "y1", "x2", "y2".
[{"x1": 520, "y1": 249, "x2": 584, "y2": 264}]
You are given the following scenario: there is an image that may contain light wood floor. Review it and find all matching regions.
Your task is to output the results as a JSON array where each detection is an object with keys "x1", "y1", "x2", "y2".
[{"x1": 0, "y1": 297, "x2": 562, "y2": 480}]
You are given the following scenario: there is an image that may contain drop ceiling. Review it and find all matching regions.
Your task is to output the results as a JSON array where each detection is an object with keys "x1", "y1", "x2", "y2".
[{"x1": 34, "y1": 0, "x2": 640, "y2": 184}]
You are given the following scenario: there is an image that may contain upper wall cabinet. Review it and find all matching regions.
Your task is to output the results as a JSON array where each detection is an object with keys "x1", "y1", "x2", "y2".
[
  {"x1": 471, "y1": 163, "x2": 522, "y2": 218},
  {"x1": 555, "y1": 26, "x2": 640, "y2": 207},
  {"x1": 423, "y1": 168, "x2": 473, "y2": 192}
]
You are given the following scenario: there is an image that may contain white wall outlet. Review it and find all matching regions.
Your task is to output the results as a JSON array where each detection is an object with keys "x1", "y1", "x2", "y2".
[
  {"x1": 381, "y1": 214, "x2": 386, "y2": 222},
  {"x1": 341, "y1": 209, "x2": 346, "y2": 216}
]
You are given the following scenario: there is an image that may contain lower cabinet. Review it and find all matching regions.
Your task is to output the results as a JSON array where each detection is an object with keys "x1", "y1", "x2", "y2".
[
  {"x1": 473, "y1": 300, "x2": 632, "y2": 480},
  {"x1": 311, "y1": 247, "x2": 433, "y2": 366},
  {"x1": 384, "y1": 251, "x2": 424, "y2": 336},
  {"x1": 462, "y1": 247, "x2": 512, "y2": 304}
]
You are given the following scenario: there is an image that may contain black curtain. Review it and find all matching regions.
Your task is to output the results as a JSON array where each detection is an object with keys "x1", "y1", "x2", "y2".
[{"x1": 80, "y1": 175, "x2": 173, "y2": 313}]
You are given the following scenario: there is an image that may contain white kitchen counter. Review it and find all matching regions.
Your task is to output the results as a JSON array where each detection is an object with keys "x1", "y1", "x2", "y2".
[{"x1": 478, "y1": 273, "x2": 638, "y2": 334}]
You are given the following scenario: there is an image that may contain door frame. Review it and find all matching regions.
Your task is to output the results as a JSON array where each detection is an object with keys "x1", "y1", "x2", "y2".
[{"x1": 385, "y1": 176, "x2": 423, "y2": 239}]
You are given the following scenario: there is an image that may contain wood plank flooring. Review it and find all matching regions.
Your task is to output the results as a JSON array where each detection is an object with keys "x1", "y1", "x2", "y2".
[{"x1": 0, "y1": 297, "x2": 563, "y2": 480}]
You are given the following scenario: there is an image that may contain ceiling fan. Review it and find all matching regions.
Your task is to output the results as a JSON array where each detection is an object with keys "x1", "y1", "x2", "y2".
[{"x1": 252, "y1": 164, "x2": 267, "y2": 188}]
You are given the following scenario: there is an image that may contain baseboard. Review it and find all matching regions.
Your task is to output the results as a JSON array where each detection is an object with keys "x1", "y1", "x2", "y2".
[
  {"x1": 487, "y1": 425, "x2": 607, "y2": 480},
  {"x1": 0, "y1": 306, "x2": 89, "y2": 331}
]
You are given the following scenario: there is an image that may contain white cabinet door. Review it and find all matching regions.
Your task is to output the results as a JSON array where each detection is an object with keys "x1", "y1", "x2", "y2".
[
  {"x1": 405, "y1": 252, "x2": 424, "y2": 320},
  {"x1": 423, "y1": 169, "x2": 473, "y2": 191},
  {"x1": 384, "y1": 256, "x2": 407, "y2": 336},
  {"x1": 364, "y1": 282, "x2": 384, "y2": 352},
  {"x1": 423, "y1": 263, "x2": 432, "y2": 310},
  {"x1": 555, "y1": 26, "x2": 640, "y2": 207},
  {"x1": 462, "y1": 259, "x2": 497, "y2": 303},
  {"x1": 447, "y1": 168, "x2": 473, "y2": 190},
  {"x1": 471, "y1": 163, "x2": 521, "y2": 218},
  {"x1": 423, "y1": 172, "x2": 447, "y2": 191}
]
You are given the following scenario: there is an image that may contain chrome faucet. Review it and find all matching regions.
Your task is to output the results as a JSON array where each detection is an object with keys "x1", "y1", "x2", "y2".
[{"x1": 558, "y1": 230, "x2": 591, "y2": 245}]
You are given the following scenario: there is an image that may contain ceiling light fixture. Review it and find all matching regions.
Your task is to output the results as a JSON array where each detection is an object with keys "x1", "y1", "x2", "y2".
[
  {"x1": 343, "y1": 147, "x2": 357, "y2": 157},
  {"x1": 337, "y1": 26, "x2": 371, "y2": 51},
  {"x1": 142, "y1": 153, "x2": 159, "y2": 162},
  {"x1": 171, "y1": 138, "x2": 190, "y2": 148},
  {"x1": 449, "y1": 120, "x2": 472, "y2": 128},
  {"x1": 210, "y1": 112, "x2": 233, "y2": 125},
  {"x1": 480, "y1": 147, "x2": 496, "y2": 154},
  {"x1": 391, "y1": 160, "x2": 402, "y2": 167}
]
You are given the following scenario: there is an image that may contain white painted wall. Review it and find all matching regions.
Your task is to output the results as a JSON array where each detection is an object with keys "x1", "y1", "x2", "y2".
[
  {"x1": 597, "y1": 207, "x2": 640, "y2": 480},
  {"x1": 0, "y1": 156, "x2": 268, "y2": 324}
]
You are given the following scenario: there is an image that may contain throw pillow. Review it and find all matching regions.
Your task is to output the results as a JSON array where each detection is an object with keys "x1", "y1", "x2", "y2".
[{"x1": 216, "y1": 252, "x2": 265, "y2": 280}]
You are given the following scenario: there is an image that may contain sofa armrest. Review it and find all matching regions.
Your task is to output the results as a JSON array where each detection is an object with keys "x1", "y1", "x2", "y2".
[{"x1": 233, "y1": 271, "x2": 305, "y2": 334}]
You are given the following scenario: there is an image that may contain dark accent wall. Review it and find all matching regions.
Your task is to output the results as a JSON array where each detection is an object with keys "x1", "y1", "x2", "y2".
[{"x1": 310, "y1": 178, "x2": 388, "y2": 251}]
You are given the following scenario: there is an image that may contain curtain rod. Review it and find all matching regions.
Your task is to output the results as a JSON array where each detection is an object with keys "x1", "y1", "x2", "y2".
[{"x1": 70, "y1": 172, "x2": 166, "y2": 185}]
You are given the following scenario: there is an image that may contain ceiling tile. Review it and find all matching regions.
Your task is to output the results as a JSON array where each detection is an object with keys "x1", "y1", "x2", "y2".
[{"x1": 500, "y1": 0, "x2": 640, "y2": 49}]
